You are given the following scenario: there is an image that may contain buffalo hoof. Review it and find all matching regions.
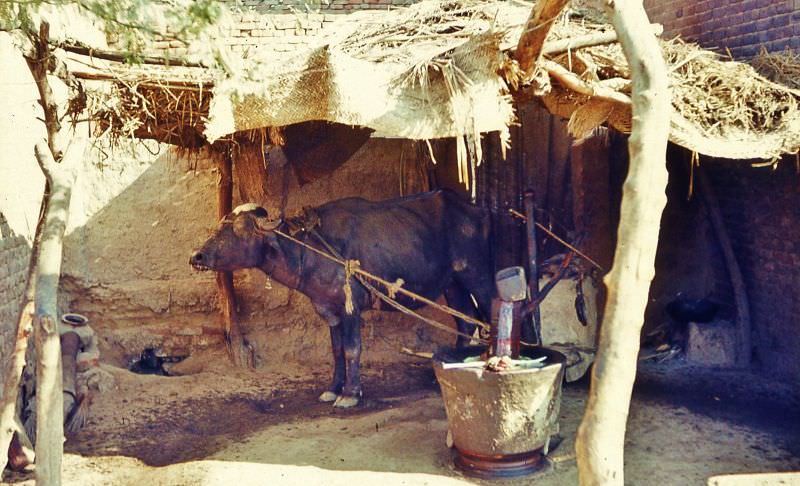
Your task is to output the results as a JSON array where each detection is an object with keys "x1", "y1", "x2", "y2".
[
  {"x1": 318, "y1": 391, "x2": 339, "y2": 403},
  {"x1": 333, "y1": 395, "x2": 360, "y2": 408}
]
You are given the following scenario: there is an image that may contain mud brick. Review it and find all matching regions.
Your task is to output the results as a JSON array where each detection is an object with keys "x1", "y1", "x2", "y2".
[
  {"x1": 175, "y1": 327, "x2": 202, "y2": 336},
  {"x1": 271, "y1": 17, "x2": 298, "y2": 29},
  {"x1": 201, "y1": 325, "x2": 225, "y2": 336},
  {"x1": 687, "y1": 321, "x2": 738, "y2": 367}
]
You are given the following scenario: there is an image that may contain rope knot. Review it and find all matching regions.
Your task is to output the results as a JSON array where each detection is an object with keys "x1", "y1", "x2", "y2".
[
  {"x1": 343, "y1": 259, "x2": 361, "y2": 315},
  {"x1": 387, "y1": 278, "x2": 405, "y2": 299}
]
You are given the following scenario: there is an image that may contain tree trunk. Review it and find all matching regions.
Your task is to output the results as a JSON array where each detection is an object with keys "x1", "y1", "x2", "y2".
[
  {"x1": 574, "y1": 1, "x2": 670, "y2": 485},
  {"x1": 32, "y1": 139, "x2": 82, "y2": 486},
  {"x1": 17, "y1": 21, "x2": 85, "y2": 485}
]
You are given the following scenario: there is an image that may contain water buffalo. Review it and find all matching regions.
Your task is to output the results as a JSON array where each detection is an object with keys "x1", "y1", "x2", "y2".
[{"x1": 190, "y1": 189, "x2": 493, "y2": 408}]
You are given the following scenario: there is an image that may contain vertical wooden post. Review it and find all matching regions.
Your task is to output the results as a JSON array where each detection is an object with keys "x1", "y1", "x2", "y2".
[
  {"x1": 696, "y1": 169, "x2": 751, "y2": 365},
  {"x1": 215, "y1": 149, "x2": 250, "y2": 367},
  {"x1": 233, "y1": 141, "x2": 269, "y2": 206},
  {"x1": 574, "y1": 1, "x2": 671, "y2": 485},
  {"x1": 523, "y1": 189, "x2": 542, "y2": 345}
]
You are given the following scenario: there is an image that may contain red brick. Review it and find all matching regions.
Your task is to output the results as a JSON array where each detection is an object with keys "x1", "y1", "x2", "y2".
[
  {"x1": 770, "y1": 13, "x2": 791, "y2": 27},
  {"x1": 741, "y1": 0, "x2": 760, "y2": 13}
]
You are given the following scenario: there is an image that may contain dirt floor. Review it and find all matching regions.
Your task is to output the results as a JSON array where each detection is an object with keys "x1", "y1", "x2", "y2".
[{"x1": 3, "y1": 349, "x2": 799, "y2": 486}]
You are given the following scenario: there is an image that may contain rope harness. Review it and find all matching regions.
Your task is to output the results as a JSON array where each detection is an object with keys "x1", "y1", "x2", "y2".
[{"x1": 274, "y1": 219, "x2": 492, "y2": 345}]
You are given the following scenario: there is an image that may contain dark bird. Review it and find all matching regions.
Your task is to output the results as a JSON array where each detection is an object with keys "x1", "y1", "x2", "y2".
[
  {"x1": 665, "y1": 294, "x2": 719, "y2": 323},
  {"x1": 129, "y1": 348, "x2": 165, "y2": 375}
]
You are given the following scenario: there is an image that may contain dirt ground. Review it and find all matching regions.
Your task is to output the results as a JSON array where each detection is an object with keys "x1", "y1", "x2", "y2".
[{"x1": 3, "y1": 349, "x2": 799, "y2": 486}]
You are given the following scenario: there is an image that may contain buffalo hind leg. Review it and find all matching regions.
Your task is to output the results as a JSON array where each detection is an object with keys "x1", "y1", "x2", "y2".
[
  {"x1": 444, "y1": 283, "x2": 480, "y2": 349},
  {"x1": 334, "y1": 314, "x2": 362, "y2": 408},
  {"x1": 316, "y1": 306, "x2": 345, "y2": 403}
]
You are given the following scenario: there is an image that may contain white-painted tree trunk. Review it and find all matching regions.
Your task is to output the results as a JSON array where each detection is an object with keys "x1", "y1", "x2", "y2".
[
  {"x1": 32, "y1": 139, "x2": 83, "y2": 486},
  {"x1": 574, "y1": 0, "x2": 671, "y2": 484}
]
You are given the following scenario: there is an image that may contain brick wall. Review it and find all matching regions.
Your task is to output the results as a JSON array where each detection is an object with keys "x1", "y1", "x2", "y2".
[
  {"x1": 645, "y1": 1, "x2": 800, "y2": 378},
  {"x1": 705, "y1": 158, "x2": 800, "y2": 378},
  {"x1": 154, "y1": 0, "x2": 416, "y2": 56},
  {"x1": 644, "y1": 0, "x2": 800, "y2": 58},
  {"x1": 0, "y1": 213, "x2": 31, "y2": 387},
  {"x1": 237, "y1": 0, "x2": 414, "y2": 13}
]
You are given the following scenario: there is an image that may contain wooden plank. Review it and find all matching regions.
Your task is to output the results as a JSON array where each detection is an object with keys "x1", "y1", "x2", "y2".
[
  {"x1": 571, "y1": 138, "x2": 587, "y2": 236},
  {"x1": 547, "y1": 116, "x2": 573, "y2": 232},
  {"x1": 522, "y1": 103, "x2": 552, "y2": 210},
  {"x1": 572, "y1": 129, "x2": 613, "y2": 269}
]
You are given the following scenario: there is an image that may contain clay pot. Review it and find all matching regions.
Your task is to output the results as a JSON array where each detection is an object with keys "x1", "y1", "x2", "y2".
[{"x1": 433, "y1": 346, "x2": 566, "y2": 478}]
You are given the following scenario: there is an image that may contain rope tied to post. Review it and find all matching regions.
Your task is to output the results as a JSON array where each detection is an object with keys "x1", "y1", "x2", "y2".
[{"x1": 343, "y1": 259, "x2": 361, "y2": 315}]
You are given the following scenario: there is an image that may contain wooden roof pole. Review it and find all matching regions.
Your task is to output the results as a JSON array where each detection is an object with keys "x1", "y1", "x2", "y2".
[
  {"x1": 215, "y1": 149, "x2": 252, "y2": 368},
  {"x1": 513, "y1": 0, "x2": 570, "y2": 348},
  {"x1": 514, "y1": 0, "x2": 570, "y2": 77},
  {"x1": 574, "y1": 0, "x2": 670, "y2": 485}
]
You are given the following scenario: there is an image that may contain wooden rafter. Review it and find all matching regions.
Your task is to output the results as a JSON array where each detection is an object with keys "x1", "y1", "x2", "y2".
[{"x1": 514, "y1": 0, "x2": 570, "y2": 76}]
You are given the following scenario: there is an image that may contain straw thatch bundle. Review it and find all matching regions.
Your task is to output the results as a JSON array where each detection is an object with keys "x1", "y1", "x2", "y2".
[
  {"x1": 539, "y1": 10, "x2": 800, "y2": 160},
  {"x1": 751, "y1": 48, "x2": 800, "y2": 90},
  {"x1": 70, "y1": 0, "x2": 800, "y2": 164}
]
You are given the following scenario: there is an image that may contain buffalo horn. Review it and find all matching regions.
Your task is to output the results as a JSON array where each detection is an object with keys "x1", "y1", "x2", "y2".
[{"x1": 255, "y1": 217, "x2": 281, "y2": 233}]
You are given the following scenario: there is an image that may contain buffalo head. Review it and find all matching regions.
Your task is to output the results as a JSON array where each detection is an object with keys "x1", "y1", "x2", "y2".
[{"x1": 190, "y1": 203, "x2": 281, "y2": 272}]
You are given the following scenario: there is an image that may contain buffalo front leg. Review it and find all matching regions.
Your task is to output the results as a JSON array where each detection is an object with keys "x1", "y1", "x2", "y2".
[
  {"x1": 334, "y1": 314, "x2": 362, "y2": 409},
  {"x1": 319, "y1": 323, "x2": 346, "y2": 403},
  {"x1": 315, "y1": 306, "x2": 345, "y2": 403},
  {"x1": 444, "y1": 283, "x2": 479, "y2": 349}
]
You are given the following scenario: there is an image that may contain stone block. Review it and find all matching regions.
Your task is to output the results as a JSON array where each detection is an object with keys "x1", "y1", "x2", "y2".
[{"x1": 686, "y1": 321, "x2": 737, "y2": 367}]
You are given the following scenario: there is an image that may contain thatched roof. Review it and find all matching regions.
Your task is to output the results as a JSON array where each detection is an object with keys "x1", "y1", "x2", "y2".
[{"x1": 70, "y1": 0, "x2": 800, "y2": 163}]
